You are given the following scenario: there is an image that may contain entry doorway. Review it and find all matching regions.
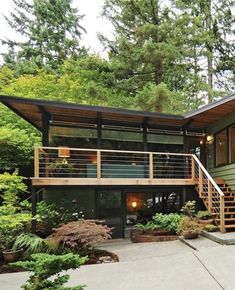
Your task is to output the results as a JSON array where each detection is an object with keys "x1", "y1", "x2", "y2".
[
  {"x1": 185, "y1": 136, "x2": 206, "y2": 166},
  {"x1": 125, "y1": 190, "x2": 182, "y2": 227},
  {"x1": 96, "y1": 189, "x2": 124, "y2": 238}
]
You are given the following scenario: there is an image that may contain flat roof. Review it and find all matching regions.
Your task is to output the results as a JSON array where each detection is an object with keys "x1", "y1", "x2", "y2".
[{"x1": 0, "y1": 93, "x2": 234, "y2": 131}]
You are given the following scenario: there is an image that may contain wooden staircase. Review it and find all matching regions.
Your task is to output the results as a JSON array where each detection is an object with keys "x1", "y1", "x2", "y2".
[
  {"x1": 193, "y1": 155, "x2": 235, "y2": 232},
  {"x1": 192, "y1": 156, "x2": 226, "y2": 232},
  {"x1": 213, "y1": 180, "x2": 235, "y2": 231}
]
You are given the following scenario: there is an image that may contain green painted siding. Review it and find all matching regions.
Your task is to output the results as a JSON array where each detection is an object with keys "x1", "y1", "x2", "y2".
[{"x1": 207, "y1": 111, "x2": 235, "y2": 191}]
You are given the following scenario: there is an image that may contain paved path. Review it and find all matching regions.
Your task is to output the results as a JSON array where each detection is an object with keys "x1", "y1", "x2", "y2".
[{"x1": 1, "y1": 237, "x2": 235, "y2": 290}]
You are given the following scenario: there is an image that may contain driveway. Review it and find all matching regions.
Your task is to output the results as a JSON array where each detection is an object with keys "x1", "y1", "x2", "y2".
[{"x1": 0, "y1": 237, "x2": 234, "y2": 290}]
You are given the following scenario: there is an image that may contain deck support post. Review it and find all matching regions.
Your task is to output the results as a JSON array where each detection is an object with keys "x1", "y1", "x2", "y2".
[{"x1": 31, "y1": 186, "x2": 37, "y2": 234}]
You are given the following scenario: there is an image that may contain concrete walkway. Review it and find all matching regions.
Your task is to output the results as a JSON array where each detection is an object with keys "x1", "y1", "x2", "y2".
[{"x1": 1, "y1": 237, "x2": 235, "y2": 290}]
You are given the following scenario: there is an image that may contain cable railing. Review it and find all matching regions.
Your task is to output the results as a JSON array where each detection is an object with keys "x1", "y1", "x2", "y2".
[
  {"x1": 192, "y1": 155, "x2": 225, "y2": 233},
  {"x1": 34, "y1": 147, "x2": 193, "y2": 180}
]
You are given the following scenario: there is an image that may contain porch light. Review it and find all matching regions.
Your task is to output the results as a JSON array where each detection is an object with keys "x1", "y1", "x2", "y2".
[
  {"x1": 58, "y1": 147, "x2": 70, "y2": 158},
  {"x1": 131, "y1": 201, "x2": 137, "y2": 208},
  {"x1": 206, "y1": 135, "x2": 214, "y2": 144}
]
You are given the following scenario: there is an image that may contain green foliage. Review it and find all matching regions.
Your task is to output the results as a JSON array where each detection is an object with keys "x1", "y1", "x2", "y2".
[
  {"x1": 11, "y1": 253, "x2": 87, "y2": 290},
  {"x1": 0, "y1": 171, "x2": 31, "y2": 252},
  {"x1": 36, "y1": 200, "x2": 84, "y2": 234},
  {"x1": 196, "y1": 210, "x2": 211, "y2": 220},
  {"x1": 2, "y1": 0, "x2": 86, "y2": 72},
  {"x1": 177, "y1": 216, "x2": 203, "y2": 234},
  {"x1": 0, "y1": 171, "x2": 27, "y2": 206},
  {"x1": 13, "y1": 234, "x2": 58, "y2": 257},
  {"x1": 134, "y1": 221, "x2": 161, "y2": 233},
  {"x1": 204, "y1": 224, "x2": 218, "y2": 232},
  {"x1": 152, "y1": 213, "x2": 182, "y2": 233},
  {"x1": 181, "y1": 201, "x2": 196, "y2": 217},
  {"x1": 0, "y1": 126, "x2": 40, "y2": 170}
]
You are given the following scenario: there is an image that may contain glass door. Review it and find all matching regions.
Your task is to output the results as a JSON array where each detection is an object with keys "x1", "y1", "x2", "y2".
[{"x1": 96, "y1": 190, "x2": 124, "y2": 238}]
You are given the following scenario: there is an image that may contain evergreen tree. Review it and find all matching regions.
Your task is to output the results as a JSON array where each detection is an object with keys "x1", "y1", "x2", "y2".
[
  {"x1": 100, "y1": 0, "x2": 201, "y2": 113},
  {"x1": 175, "y1": 0, "x2": 235, "y2": 101},
  {"x1": 2, "y1": 0, "x2": 86, "y2": 72}
]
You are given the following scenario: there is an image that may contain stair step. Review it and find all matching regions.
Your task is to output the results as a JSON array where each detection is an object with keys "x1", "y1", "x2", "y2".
[
  {"x1": 224, "y1": 224, "x2": 235, "y2": 228},
  {"x1": 216, "y1": 218, "x2": 235, "y2": 221}
]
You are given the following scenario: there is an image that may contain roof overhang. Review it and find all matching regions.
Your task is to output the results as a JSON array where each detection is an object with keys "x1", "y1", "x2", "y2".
[
  {"x1": 0, "y1": 95, "x2": 184, "y2": 131},
  {"x1": 0, "y1": 93, "x2": 234, "y2": 132}
]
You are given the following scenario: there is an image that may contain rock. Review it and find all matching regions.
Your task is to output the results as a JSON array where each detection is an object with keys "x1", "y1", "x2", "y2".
[{"x1": 99, "y1": 256, "x2": 113, "y2": 263}]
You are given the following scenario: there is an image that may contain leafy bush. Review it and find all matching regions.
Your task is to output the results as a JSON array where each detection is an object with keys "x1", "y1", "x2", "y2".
[
  {"x1": 48, "y1": 220, "x2": 112, "y2": 251},
  {"x1": 36, "y1": 200, "x2": 84, "y2": 236},
  {"x1": 11, "y1": 253, "x2": 87, "y2": 290},
  {"x1": 196, "y1": 210, "x2": 211, "y2": 220},
  {"x1": 134, "y1": 221, "x2": 160, "y2": 233},
  {"x1": 204, "y1": 224, "x2": 218, "y2": 232},
  {"x1": 152, "y1": 213, "x2": 182, "y2": 233},
  {"x1": 13, "y1": 234, "x2": 58, "y2": 257},
  {"x1": 0, "y1": 171, "x2": 31, "y2": 253},
  {"x1": 177, "y1": 216, "x2": 203, "y2": 234},
  {"x1": 0, "y1": 170, "x2": 27, "y2": 207},
  {"x1": 0, "y1": 126, "x2": 40, "y2": 170},
  {"x1": 181, "y1": 201, "x2": 196, "y2": 217}
]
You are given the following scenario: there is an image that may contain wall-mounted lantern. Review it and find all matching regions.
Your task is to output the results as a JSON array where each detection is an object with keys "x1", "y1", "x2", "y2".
[{"x1": 206, "y1": 135, "x2": 214, "y2": 144}]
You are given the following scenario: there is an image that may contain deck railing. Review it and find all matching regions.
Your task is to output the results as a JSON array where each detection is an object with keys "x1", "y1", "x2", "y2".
[
  {"x1": 34, "y1": 147, "x2": 193, "y2": 180},
  {"x1": 34, "y1": 146, "x2": 225, "y2": 232}
]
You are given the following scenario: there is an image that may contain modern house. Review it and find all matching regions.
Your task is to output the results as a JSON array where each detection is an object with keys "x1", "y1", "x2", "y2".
[{"x1": 1, "y1": 94, "x2": 235, "y2": 237}]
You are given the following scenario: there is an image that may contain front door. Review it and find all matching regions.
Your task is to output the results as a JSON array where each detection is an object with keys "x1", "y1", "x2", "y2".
[
  {"x1": 96, "y1": 189, "x2": 124, "y2": 238},
  {"x1": 185, "y1": 136, "x2": 206, "y2": 166}
]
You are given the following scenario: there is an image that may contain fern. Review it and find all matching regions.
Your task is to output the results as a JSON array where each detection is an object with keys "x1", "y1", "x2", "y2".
[{"x1": 13, "y1": 233, "x2": 58, "y2": 256}]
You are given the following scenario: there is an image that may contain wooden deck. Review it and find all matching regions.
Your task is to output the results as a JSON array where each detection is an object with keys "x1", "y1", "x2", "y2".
[{"x1": 31, "y1": 177, "x2": 195, "y2": 186}]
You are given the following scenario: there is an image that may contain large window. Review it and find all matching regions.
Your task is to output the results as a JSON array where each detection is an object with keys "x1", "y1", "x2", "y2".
[{"x1": 215, "y1": 125, "x2": 235, "y2": 167}]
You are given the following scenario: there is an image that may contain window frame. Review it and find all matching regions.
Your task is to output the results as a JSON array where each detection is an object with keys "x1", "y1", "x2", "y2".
[{"x1": 214, "y1": 124, "x2": 235, "y2": 168}]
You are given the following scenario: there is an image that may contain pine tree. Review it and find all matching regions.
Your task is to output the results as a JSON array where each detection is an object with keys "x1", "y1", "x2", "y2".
[
  {"x1": 2, "y1": 0, "x2": 86, "y2": 72},
  {"x1": 175, "y1": 0, "x2": 235, "y2": 102}
]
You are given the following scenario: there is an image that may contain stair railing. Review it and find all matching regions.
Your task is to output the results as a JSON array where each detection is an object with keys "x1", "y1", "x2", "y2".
[{"x1": 192, "y1": 155, "x2": 225, "y2": 233}]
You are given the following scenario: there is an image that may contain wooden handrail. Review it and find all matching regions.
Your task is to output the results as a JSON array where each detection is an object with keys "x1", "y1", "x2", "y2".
[
  {"x1": 35, "y1": 146, "x2": 193, "y2": 157},
  {"x1": 192, "y1": 155, "x2": 224, "y2": 197}
]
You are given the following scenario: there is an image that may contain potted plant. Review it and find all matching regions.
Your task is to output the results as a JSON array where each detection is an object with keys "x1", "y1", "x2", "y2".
[
  {"x1": 177, "y1": 216, "x2": 203, "y2": 239},
  {"x1": 49, "y1": 158, "x2": 76, "y2": 177},
  {"x1": 204, "y1": 224, "x2": 218, "y2": 232},
  {"x1": 196, "y1": 210, "x2": 214, "y2": 225},
  {"x1": 2, "y1": 248, "x2": 24, "y2": 263}
]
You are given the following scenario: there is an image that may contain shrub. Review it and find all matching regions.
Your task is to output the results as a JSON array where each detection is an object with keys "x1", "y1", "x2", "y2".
[
  {"x1": 11, "y1": 253, "x2": 87, "y2": 290},
  {"x1": 204, "y1": 224, "x2": 218, "y2": 232},
  {"x1": 134, "y1": 221, "x2": 160, "y2": 233},
  {"x1": 181, "y1": 201, "x2": 196, "y2": 217},
  {"x1": 48, "y1": 220, "x2": 112, "y2": 251},
  {"x1": 36, "y1": 200, "x2": 84, "y2": 236},
  {"x1": 177, "y1": 216, "x2": 203, "y2": 234},
  {"x1": 196, "y1": 210, "x2": 211, "y2": 220},
  {"x1": 152, "y1": 213, "x2": 182, "y2": 233},
  {"x1": 13, "y1": 233, "x2": 58, "y2": 257}
]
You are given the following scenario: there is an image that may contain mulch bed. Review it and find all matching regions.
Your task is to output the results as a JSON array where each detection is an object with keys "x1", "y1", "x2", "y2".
[{"x1": 0, "y1": 249, "x2": 119, "y2": 274}]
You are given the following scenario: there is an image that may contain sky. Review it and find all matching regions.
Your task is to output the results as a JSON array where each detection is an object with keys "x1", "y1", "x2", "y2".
[{"x1": 0, "y1": 0, "x2": 113, "y2": 61}]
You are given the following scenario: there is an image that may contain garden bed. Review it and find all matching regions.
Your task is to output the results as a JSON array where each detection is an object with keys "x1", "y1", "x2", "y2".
[
  {"x1": 0, "y1": 249, "x2": 119, "y2": 274},
  {"x1": 131, "y1": 230, "x2": 178, "y2": 243}
]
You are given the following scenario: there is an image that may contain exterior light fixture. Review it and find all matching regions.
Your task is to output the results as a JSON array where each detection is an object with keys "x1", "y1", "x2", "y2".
[
  {"x1": 58, "y1": 147, "x2": 70, "y2": 158},
  {"x1": 131, "y1": 201, "x2": 137, "y2": 208},
  {"x1": 206, "y1": 135, "x2": 214, "y2": 144}
]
